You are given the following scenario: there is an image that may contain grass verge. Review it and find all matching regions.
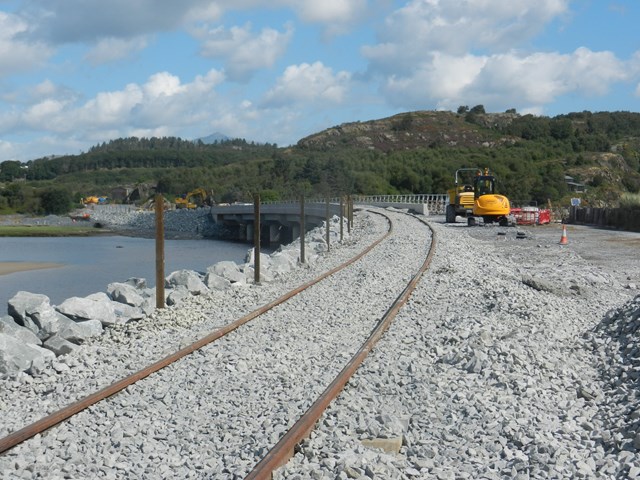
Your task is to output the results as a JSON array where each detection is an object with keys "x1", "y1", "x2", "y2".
[{"x1": 0, "y1": 225, "x2": 111, "y2": 237}]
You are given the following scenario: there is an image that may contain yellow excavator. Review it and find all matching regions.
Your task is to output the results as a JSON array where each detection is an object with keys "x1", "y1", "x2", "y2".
[
  {"x1": 175, "y1": 188, "x2": 210, "y2": 209},
  {"x1": 446, "y1": 168, "x2": 512, "y2": 226}
]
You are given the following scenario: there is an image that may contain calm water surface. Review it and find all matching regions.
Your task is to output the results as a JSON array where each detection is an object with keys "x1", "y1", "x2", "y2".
[{"x1": 0, "y1": 236, "x2": 252, "y2": 309}]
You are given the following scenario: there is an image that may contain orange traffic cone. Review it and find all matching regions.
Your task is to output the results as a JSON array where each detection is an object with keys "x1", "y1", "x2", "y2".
[{"x1": 559, "y1": 224, "x2": 568, "y2": 245}]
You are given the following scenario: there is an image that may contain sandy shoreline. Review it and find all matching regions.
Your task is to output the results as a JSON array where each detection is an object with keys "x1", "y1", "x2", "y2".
[{"x1": 0, "y1": 262, "x2": 63, "y2": 276}]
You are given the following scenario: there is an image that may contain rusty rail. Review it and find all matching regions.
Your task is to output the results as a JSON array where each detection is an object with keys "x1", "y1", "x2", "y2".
[
  {"x1": 246, "y1": 214, "x2": 437, "y2": 479},
  {"x1": 0, "y1": 212, "x2": 393, "y2": 455}
]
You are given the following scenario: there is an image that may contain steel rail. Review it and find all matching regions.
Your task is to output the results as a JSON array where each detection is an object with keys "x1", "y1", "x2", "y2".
[
  {"x1": 245, "y1": 214, "x2": 437, "y2": 479},
  {"x1": 0, "y1": 212, "x2": 393, "y2": 455}
]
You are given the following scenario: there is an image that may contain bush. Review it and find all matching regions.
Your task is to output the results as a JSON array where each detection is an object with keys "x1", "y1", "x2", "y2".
[
  {"x1": 40, "y1": 188, "x2": 73, "y2": 215},
  {"x1": 619, "y1": 193, "x2": 640, "y2": 209}
]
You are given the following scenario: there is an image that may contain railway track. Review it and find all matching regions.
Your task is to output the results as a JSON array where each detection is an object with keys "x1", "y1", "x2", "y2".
[{"x1": 0, "y1": 209, "x2": 436, "y2": 479}]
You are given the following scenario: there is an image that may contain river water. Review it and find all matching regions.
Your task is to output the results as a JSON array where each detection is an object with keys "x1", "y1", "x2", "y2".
[{"x1": 0, "y1": 236, "x2": 252, "y2": 311}]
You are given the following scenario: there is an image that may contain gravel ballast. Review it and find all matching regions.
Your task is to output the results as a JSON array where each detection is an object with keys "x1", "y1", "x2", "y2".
[
  {"x1": 0, "y1": 209, "x2": 426, "y2": 478},
  {"x1": 1, "y1": 211, "x2": 640, "y2": 479},
  {"x1": 279, "y1": 221, "x2": 640, "y2": 480}
]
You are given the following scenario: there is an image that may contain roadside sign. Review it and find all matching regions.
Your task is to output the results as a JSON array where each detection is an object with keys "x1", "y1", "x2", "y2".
[{"x1": 571, "y1": 198, "x2": 581, "y2": 207}]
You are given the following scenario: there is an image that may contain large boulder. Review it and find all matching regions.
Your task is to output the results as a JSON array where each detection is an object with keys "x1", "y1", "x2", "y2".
[
  {"x1": 7, "y1": 292, "x2": 70, "y2": 340},
  {"x1": 0, "y1": 333, "x2": 55, "y2": 375},
  {"x1": 7, "y1": 291, "x2": 50, "y2": 335},
  {"x1": 108, "y1": 282, "x2": 147, "y2": 307},
  {"x1": 242, "y1": 266, "x2": 275, "y2": 284},
  {"x1": 43, "y1": 335, "x2": 78, "y2": 356},
  {"x1": 56, "y1": 294, "x2": 119, "y2": 327},
  {"x1": 88, "y1": 292, "x2": 144, "y2": 324},
  {"x1": 203, "y1": 272, "x2": 231, "y2": 291},
  {"x1": 209, "y1": 261, "x2": 245, "y2": 284},
  {"x1": 244, "y1": 248, "x2": 272, "y2": 268},
  {"x1": 123, "y1": 277, "x2": 147, "y2": 289},
  {"x1": 165, "y1": 269, "x2": 209, "y2": 295},
  {"x1": 140, "y1": 290, "x2": 157, "y2": 314},
  {"x1": 29, "y1": 307, "x2": 71, "y2": 341},
  {"x1": 56, "y1": 316, "x2": 103, "y2": 344},
  {"x1": 166, "y1": 286, "x2": 191, "y2": 306},
  {"x1": 0, "y1": 316, "x2": 42, "y2": 345},
  {"x1": 269, "y1": 251, "x2": 297, "y2": 276},
  {"x1": 112, "y1": 302, "x2": 146, "y2": 323}
]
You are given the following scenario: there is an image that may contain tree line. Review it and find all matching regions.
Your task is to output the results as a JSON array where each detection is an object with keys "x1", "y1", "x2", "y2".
[{"x1": 1, "y1": 110, "x2": 640, "y2": 215}]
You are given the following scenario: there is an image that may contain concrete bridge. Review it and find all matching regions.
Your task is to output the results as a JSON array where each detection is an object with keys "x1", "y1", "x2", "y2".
[{"x1": 208, "y1": 194, "x2": 447, "y2": 245}]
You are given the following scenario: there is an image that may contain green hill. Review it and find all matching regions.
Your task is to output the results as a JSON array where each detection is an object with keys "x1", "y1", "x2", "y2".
[{"x1": 2, "y1": 109, "x2": 640, "y2": 215}]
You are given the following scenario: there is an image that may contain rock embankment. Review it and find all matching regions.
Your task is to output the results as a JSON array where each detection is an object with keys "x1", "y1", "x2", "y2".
[
  {"x1": 0, "y1": 205, "x2": 218, "y2": 238},
  {"x1": 0, "y1": 211, "x2": 346, "y2": 377},
  {"x1": 88, "y1": 205, "x2": 217, "y2": 237}
]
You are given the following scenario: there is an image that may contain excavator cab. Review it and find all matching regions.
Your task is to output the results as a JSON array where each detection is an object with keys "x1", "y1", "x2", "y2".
[{"x1": 474, "y1": 175, "x2": 495, "y2": 197}]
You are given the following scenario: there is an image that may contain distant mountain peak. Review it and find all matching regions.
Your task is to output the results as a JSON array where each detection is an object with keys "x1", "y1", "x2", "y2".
[{"x1": 196, "y1": 132, "x2": 231, "y2": 144}]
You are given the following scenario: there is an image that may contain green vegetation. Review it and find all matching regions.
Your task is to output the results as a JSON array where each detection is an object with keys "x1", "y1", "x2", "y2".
[
  {"x1": 2, "y1": 109, "x2": 640, "y2": 215},
  {"x1": 0, "y1": 225, "x2": 108, "y2": 237},
  {"x1": 619, "y1": 193, "x2": 640, "y2": 210}
]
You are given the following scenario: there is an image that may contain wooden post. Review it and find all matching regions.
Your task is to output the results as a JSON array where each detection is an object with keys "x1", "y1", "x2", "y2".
[
  {"x1": 347, "y1": 195, "x2": 352, "y2": 234},
  {"x1": 155, "y1": 194, "x2": 165, "y2": 309},
  {"x1": 340, "y1": 196, "x2": 344, "y2": 242},
  {"x1": 325, "y1": 196, "x2": 330, "y2": 252},
  {"x1": 300, "y1": 195, "x2": 306, "y2": 264},
  {"x1": 253, "y1": 193, "x2": 261, "y2": 284}
]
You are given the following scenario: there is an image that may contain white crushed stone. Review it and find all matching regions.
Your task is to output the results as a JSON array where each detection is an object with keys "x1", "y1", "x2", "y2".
[
  {"x1": 1, "y1": 213, "x2": 639, "y2": 480},
  {"x1": 278, "y1": 222, "x2": 640, "y2": 480},
  {"x1": 0, "y1": 209, "x2": 421, "y2": 478}
]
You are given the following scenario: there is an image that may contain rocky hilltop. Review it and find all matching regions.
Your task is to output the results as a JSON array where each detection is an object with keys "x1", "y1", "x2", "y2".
[{"x1": 296, "y1": 110, "x2": 518, "y2": 152}]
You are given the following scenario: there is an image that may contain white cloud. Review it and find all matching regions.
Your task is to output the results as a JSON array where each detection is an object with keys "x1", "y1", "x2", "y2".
[
  {"x1": 0, "y1": 12, "x2": 53, "y2": 76},
  {"x1": 0, "y1": 69, "x2": 225, "y2": 151},
  {"x1": 363, "y1": 0, "x2": 636, "y2": 113},
  {"x1": 23, "y1": 99, "x2": 68, "y2": 128},
  {"x1": 143, "y1": 72, "x2": 187, "y2": 98},
  {"x1": 0, "y1": 79, "x2": 79, "y2": 108},
  {"x1": 364, "y1": 0, "x2": 570, "y2": 74},
  {"x1": 0, "y1": 139, "x2": 17, "y2": 160},
  {"x1": 78, "y1": 69, "x2": 225, "y2": 129},
  {"x1": 381, "y1": 52, "x2": 486, "y2": 108},
  {"x1": 194, "y1": 23, "x2": 293, "y2": 81},
  {"x1": 291, "y1": 0, "x2": 369, "y2": 35},
  {"x1": 262, "y1": 62, "x2": 351, "y2": 107},
  {"x1": 32, "y1": 80, "x2": 58, "y2": 98},
  {"x1": 381, "y1": 48, "x2": 629, "y2": 112},
  {"x1": 84, "y1": 36, "x2": 150, "y2": 65},
  {"x1": 79, "y1": 83, "x2": 145, "y2": 127}
]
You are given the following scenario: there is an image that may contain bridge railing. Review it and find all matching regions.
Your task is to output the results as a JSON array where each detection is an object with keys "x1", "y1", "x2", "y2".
[
  {"x1": 352, "y1": 194, "x2": 448, "y2": 214},
  {"x1": 246, "y1": 194, "x2": 448, "y2": 214},
  {"x1": 351, "y1": 194, "x2": 446, "y2": 204}
]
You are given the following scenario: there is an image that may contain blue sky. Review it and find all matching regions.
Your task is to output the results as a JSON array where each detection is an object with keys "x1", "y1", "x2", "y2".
[{"x1": 1, "y1": 0, "x2": 640, "y2": 161}]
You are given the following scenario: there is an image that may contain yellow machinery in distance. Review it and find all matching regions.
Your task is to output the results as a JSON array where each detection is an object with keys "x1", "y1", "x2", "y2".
[
  {"x1": 446, "y1": 168, "x2": 512, "y2": 226},
  {"x1": 81, "y1": 196, "x2": 107, "y2": 205},
  {"x1": 175, "y1": 188, "x2": 210, "y2": 209}
]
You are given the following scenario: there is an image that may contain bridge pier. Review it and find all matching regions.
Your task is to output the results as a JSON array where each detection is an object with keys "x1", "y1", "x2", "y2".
[
  {"x1": 246, "y1": 223, "x2": 253, "y2": 243},
  {"x1": 291, "y1": 223, "x2": 300, "y2": 240}
]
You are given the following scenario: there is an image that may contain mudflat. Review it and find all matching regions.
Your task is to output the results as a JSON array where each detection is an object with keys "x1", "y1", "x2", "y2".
[{"x1": 0, "y1": 262, "x2": 63, "y2": 276}]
